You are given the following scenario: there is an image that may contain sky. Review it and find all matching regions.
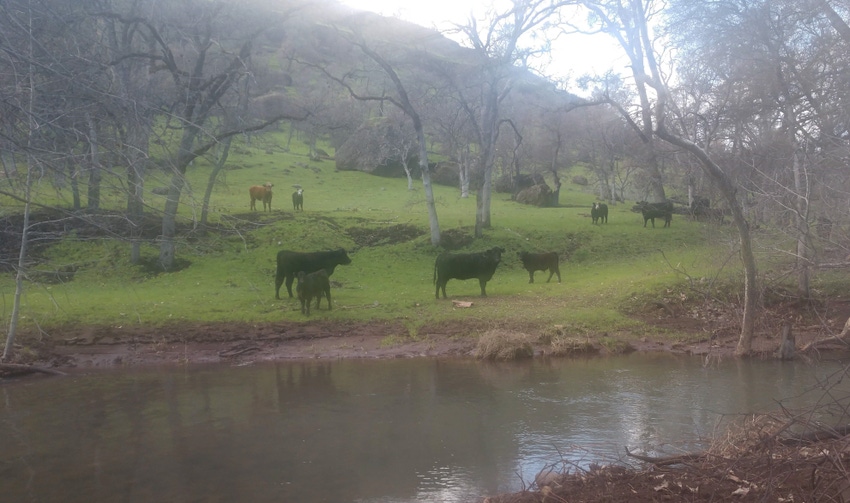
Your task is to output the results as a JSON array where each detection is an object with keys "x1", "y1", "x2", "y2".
[{"x1": 339, "y1": 0, "x2": 628, "y2": 87}]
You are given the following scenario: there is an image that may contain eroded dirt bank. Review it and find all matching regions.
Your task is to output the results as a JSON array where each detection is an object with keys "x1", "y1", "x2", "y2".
[{"x1": 8, "y1": 301, "x2": 849, "y2": 370}]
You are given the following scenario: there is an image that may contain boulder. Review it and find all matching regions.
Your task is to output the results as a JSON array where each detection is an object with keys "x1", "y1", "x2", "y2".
[
  {"x1": 335, "y1": 118, "x2": 415, "y2": 177},
  {"x1": 516, "y1": 183, "x2": 553, "y2": 207}
]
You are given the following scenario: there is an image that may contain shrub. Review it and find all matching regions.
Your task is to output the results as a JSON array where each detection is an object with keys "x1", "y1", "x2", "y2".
[
  {"x1": 474, "y1": 329, "x2": 534, "y2": 361},
  {"x1": 549, "y1": 336, "x2": 597, "y2": 356}
]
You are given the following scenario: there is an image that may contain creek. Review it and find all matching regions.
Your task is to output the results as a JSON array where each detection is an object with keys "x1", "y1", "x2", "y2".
[{"x1": 2, "y1": 353, "x2": 848, "y2": 502}]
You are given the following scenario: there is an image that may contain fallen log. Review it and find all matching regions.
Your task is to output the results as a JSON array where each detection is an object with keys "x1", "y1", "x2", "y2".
[
  {"x1": 218, "y1": 346, "x2": 261, "y2": 358},
  {"x1": 801, "y1": 316, "x2": 850, "y2": 352},
  {"x1": 779, "y1": 424, "x2": 850, "y2": 446},
  {"x1": 624, "y1": 447, "x2": 708, "y2": 466}
]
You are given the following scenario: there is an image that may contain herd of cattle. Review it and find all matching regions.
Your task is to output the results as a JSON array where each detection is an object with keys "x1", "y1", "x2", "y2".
[
  {"x1": 257, "y1": 186, "x2": 696, "y2": 314},
  {"x1": 273, "y1": 246, "x2": 571, "y2": 315},
  {"x1": 247, "y1": 179, "x2": 689, "y2": 230}
]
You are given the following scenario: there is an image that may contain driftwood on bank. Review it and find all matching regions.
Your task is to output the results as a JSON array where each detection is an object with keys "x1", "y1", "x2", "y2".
[
  {"x1": 778, "y1": 424, "x2": 850, "y2": 446},
  {"x1": 624, "y1": 447, "x2": 710, "y2": 466},
  {"x1": 218, "y1": 344, "x2": 261, "y2": 358},
  {"x1": 626, "y1": 420, "x2": 850, "y2": 466},
  {"x1": 801, "y1": 316, "x2": 850, "y2": 352},
  {"x1": 0, "y1": 363, "x2": 67, "y2": 377}
]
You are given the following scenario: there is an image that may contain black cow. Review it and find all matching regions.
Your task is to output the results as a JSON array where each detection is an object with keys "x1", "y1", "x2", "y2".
[
  {"x1": 434, "y1": 246, "x2": 506, "y2": 299},
  {"x1": 638, "y1": 201, "x2": 673, "y2": 228},
  {"x1": 295, "y1": 269, "x2": 331, "y2": 315},
  {"x1": 292, "y1": 189, "x2": 303, "y2": 211},
  {"x1": 275, "y1": 249, "x2": 351, "y2": 299},
  {"x1": 518, "y1": 251, "x2": 561, "y2": 283},
  {"x1": 591, "y1": 202, "x2": 608, "y2": 224}
]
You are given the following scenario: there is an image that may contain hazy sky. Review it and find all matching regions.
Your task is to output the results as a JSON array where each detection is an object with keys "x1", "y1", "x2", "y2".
[
  {"x1": 339, "y1": 0, "x2": 628, "y2": 84},
  {"x1": 342, "y1": 0, "x2": 500, "y2": 30}
]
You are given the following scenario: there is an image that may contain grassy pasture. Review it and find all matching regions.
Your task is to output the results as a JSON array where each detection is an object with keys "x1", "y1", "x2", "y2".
[{"x1": 0, "y1": 130, "x2": 745, "y2": 343}]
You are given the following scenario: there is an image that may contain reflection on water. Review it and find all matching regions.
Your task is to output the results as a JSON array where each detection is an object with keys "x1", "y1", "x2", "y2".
[{"x1": 1, "y1": 354, "x2": 848, "y2": 503}]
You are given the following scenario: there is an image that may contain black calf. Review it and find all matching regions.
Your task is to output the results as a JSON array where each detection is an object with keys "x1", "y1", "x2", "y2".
[{"x1": 296, "y1": 269, "x2": 331, "y2": 315}]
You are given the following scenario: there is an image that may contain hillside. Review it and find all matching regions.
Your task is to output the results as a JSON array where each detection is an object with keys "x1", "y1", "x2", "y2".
[{"x1": 1, "y1": 134, "x2": 848, "y2": 371}]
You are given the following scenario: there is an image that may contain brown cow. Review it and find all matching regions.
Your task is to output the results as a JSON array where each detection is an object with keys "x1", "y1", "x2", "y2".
[{"x1": 249, "y1": 182, "x2": 273, "y2": 211}]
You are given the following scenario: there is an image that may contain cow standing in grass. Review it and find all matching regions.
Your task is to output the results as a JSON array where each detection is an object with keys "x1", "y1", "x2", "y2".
[
  {"x1": 434, "y1": 247, "x2": 505, "y2": 299},
  {"x1": 638, "y1": 201, "x2": 673, "y2": 228},
  {"x1": 275, "y1": 249, "x2": 352, "y2": 299},
  {"x1": 296, "y1": 269, "x2": 331, "y2": 315},
  {"x1": 292, "y1": 188, "x2": 303, "y2": 211},
  {"x1": 518, "y1": 251, "x2": 561, "y2": 283},
  {"x1": 591, "y1": 202, "x2": 608, "y2": 224},
  {"x1": 249, "y1": 182, "x2": 273, "y2": 212}
]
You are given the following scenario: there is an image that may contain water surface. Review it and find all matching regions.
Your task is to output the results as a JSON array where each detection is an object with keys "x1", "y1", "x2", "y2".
[{"x1": 2, "y1": 354, "x2": 848, "y2": 502}]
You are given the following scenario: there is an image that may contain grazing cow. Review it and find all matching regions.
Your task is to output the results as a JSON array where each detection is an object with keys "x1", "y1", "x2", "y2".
[
  {"x1": 690, "y1": 197, "x2": 725, "y2": 224},
  {"x1": 295, "y1": 269, "x2": 331, "y2": 315},
  {"x1": 591, "y1": 202, "x2": 608, "y2": 224},
  {"x1": 434, "y1": 246, "x2": 506, "y2": 299},
  {"x1": 249, "y1": 182, "x2": 273, "y2": 212},
  {"x1": 292, "y1": 189, "x2": 304, "y2": 211},
  {"x1": 275, "y1": 248, "x2": 352, "y2": 299},
  {"x1": 638, "y1": 201, "x2": 673, "y2": 228},
  {"x1": 518, "y1": 251, "x2": 561, "y2": 283},
  {"x1": 690, "y1": 196, "x2": 710, "y2": 218}
]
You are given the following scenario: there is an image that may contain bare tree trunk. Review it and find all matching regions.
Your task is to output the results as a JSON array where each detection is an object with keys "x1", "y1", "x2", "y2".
[
  {"x1": 656, "y1": 127, "x2": 758, "y2": 355},
  {"x1": 418, "y1": 132, "x2": 441, "y2": 246},
  {"x1": 285, "y1": 122, "x2": 295, "y2": 150},
  {"x1": 67, "y1": 157, "x2": 81, "y2": 210},
  {"x1": 126, "y1": 123, "x2": 149, "y2": 264},
  {"x1": 474, "y1": 159, "x2": 494, "y2": 237},
  {"x1": 86, "y1": 112, "x2": 101, "y2": 211},
  {"x1": 4, "y1": 162, "x2": 32, "y2": 360},
  {"x1": 200, "y1": 137, "x2": 232, "y2": 231},
  {"x1": 459, "y1": 147, "x2": 470, "y2": 198},
  {"x1": 814, "y1": 0, "x2": 850, "y2": 43},
  {"x1": 402, "y1": 158, "x2": 414, "y2": 190},
  {"x1": 792, "y1": 149, "x2": 813, "y2": 299},
  {"x1": 159, "y1": 169, "x2": 186, "y2": 270},
  {"x1": 474, "y1": 88, "x2": 498, "y2": 238}
]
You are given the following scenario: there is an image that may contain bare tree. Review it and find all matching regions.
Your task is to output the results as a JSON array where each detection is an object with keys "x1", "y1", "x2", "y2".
[
  {"x1": 578, "y1": 0, "x2": 668, "y2": 203},
  {"x1": 0, "y1": 0, "x2": 99, "y2": 359},
  {"x1": 381, "y1": 111, "x2": 420, "y2": 191},
  {"x1": 447, "y1": 0, "x2": 573, "y2": 237},
  {"x1": 578, "y1": 0, "x2": 760, "y2": 354},
  {"x1": 100, "y1": 1, "x2": 307, "y2": 270},
  {"x1": 665, "y1": 0, "x2": 850, "y2": 301},
  {"x1": 429, "y1": 97, "x2": 477, "y2": 198},
  {"x1": 308, "y1": 19, "x2": 443, "y2": 246}
]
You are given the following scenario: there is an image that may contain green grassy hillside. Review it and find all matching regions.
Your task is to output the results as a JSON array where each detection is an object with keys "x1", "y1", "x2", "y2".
[{"x1": 0, "y1": 132, "x2": 745, "y2": 344}]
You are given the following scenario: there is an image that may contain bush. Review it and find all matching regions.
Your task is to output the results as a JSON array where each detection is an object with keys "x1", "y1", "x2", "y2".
[
  {"x1": 549, "y1": 336, "x2": 597, "y2": 356},
  {"x1": 474, "y1": 329, "x2": 534, "y2": 361}
]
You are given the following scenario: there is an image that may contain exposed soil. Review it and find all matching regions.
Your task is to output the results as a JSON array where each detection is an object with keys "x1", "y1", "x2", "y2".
[{"x1": 8, "y1": 296, "x2": 849, "y2": 371}]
